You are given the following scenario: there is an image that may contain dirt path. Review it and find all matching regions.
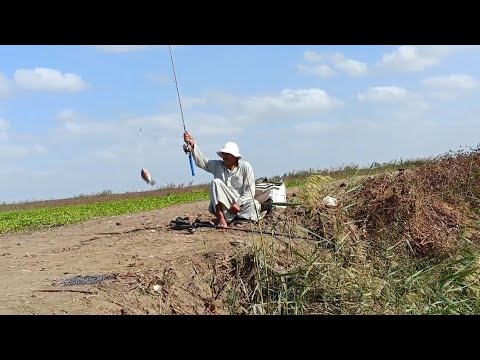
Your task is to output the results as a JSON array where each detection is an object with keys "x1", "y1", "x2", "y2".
[{"x1": 0, "y1": 200, "x2": 262, "y2": 315}]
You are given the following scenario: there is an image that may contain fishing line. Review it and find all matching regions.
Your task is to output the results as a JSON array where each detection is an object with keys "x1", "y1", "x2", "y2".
[{"x1": 168, "y1": 45, "x2": 195, "y2": 177}]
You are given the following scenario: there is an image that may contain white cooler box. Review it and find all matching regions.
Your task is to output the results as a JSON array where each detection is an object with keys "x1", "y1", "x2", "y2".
[{"x1": 254, "y1": 182, "x2": 287, "y2": 209}]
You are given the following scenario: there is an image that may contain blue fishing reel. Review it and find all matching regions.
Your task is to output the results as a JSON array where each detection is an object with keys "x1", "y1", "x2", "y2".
[{"x1": 183, "y1": 143, "x2": 195, "y2": 176}]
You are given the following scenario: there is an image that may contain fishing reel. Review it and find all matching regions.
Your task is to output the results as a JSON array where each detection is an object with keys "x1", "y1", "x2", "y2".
[
  {"x1": 183, "y1": 142, "x2": 195, "y2": 176},
  {"x1": 183, "y1": 143, "x2": 192, "y2": 154}
]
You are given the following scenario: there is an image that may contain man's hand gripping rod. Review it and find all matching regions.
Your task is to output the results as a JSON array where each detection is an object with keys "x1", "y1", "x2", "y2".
[
  {"x1": 183, "y1": 143, "x2": 195, "y2": 176},
  {"x1": 169, "y1": 45, "x2": 195, "y2": 176}
]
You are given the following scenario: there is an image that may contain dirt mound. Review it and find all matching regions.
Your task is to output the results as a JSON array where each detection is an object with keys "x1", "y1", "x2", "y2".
[
  {"x1": 300, "y1": 146, "x2": 480, "y2": 256},
  {"x1": 87, "y1": 250, "x2": 259, "y2": 315},
  {"x1": 350, "y1": 170, "x2": 462, "y2": 255}
]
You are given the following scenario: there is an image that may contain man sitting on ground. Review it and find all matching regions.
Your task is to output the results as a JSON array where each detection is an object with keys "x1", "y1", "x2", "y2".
[{"x1": 183, "y1": 132, "x2": 262, "y2": 228}]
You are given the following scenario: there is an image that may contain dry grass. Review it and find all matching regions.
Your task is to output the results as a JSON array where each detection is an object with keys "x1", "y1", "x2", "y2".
[
  {"x1": 219, "y1": 146, "x2": 480, "y2": 314},
  {"x1": 86, "y1": 146, "x2": 480, "y2": 315}
]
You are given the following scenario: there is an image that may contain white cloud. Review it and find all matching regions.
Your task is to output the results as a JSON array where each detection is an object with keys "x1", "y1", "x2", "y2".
[
  {"x1": 298, "y1": 51, "x2": 367, "y2": 77},
  {"x1": 56, "y1": 109, "x2": 114, "y2": 135},
  {"x1": 0, "y1": 73, "x2": 8, "y2": 94},
  {"x1": 431, "y1": 91, "x2": 456, "y2": 101},
  {"x1": 0, "y1": 144, "x2": 29, "y2": 158},
  {"x1": 0, "y1": 117, "x2": 9, "y2": 141},
  {"x1": 357, "y1": 86, "x2": 409, "y2": 102},
  {"x1": 297, "y1": 63, "x2": 336, "y2": 77},
  {"x1": 378, "y1": 45, "x2": 480, "y2": 72},
  {"x1": 0, "y1": 72, "x2": 14, "y2": 98},
  {"x1": 411, "y1": 99, "x2": 431, "y2": 111},
  {"x1": 145, "y1": 72, "x2": 171, "y2": 85},
  {"x1": 88, "y1": 143, "x2": 142, "y2": 161},
  {"x1": 56, "y1": 109, "x2": 79, "y2": 122},
  {"x1": 58, "y1": 109, "x2": 76, "y2": 121},
  {"x1": 14, "y1": 68, "x2": 89, "y2": 92},
  {"x1": 0, "y1": 167, "x2": 24, "y2": 175},
  {"x1": 53, "y1": 109, "x2": 202, "y2": 139},
  {"x1": 31, "y1": 170, "x2": 52, "y2": 176},
  {"x1": 294, "y1": 120, "x2": 347, "y2": 133},
  {"x1": 393, "y1": 111, "x2": 421, "y2": 121},
  {"x1": 424, "y1": 45, "x2": 480, "y2": 54},
  {"x1": 357, "y1": 86, "x2": 410, "y2": 103},
  {"x1": 423, "y1": 74, "x2": 478, "y2": 101},
  {"x1": 122, "y1": 113, "x2": 180, "y2": 131},
  {"x1": 191, "y1": 113, "x2": 244, "y2": 136},
  {"x1": 244, "y1": 88, "x2": 343, "y2": 115},
  {"x1": 32, "y1": 144, "x2": 47, "y2": 153},
  {"x1": 63, "y1": 121, "x2": 113, "y2": 135},
  {"x1": 331, "y1": 54, "x2": 368, "y2": 76},
  {"x1": 182, "y1": 96, "x2": 208, "y2": 109},
  {"x1": 156, "y1": 136, "x2": 180, "y2": 146},
  {"x1": 95, "y1": 45, "x2": 152, "y2": 53},
  {"x1": 0, "y1": 119, "x2": 46, "y2": 157},
  {"x1": 423, "y1": 74, "x2": 478, "y2": 89},
  {"x1": 92, "y1": 150, "x2": 117, "y2": 160},
  {"x1": 170, "y1": 88, "x2": 343, "y2": 122},
  {"x1": 357, "y1": 86, "x2": 430, "y2": 121},
  {"x1": 200, "y1": 90, "x2": 243, "y2": 109},
  {"x1": 392, "y1": 101, "x2": 432, "y2": 118},
  {"x1": 304, "y1": 51, "x2": 325, "y2": 63},
  {"x1": 378, "y1": 46, "x2": 439, "y2": 72},
  {"x1": 197, "y1": 125, "x2": 243, "y2": 136},
  {"x1": 95, "y1": 45, "x2": 171, "y2": 53},
  {"x1": 0, "y1": 117, "x2": 8, "y2": 132}
]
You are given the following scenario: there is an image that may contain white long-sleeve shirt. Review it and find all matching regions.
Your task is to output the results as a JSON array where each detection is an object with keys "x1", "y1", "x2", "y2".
[{"x1": 192, "y1": 145, "x2": 256, "y2": 206}]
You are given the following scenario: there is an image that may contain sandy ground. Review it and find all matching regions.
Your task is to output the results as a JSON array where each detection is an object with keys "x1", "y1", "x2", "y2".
[{"x1": 0, "y1": 200, "x2": 261, "y2": 315}]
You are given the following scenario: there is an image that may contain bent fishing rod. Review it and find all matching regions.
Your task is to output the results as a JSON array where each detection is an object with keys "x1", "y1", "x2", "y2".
[{"x1": 168, "y1": 45, "x2": 195, "y2": 177}]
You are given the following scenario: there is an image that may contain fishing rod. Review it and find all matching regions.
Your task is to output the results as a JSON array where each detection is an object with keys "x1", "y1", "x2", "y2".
[{"x1": 168, "y1": 45, "x2": 195, "y2": 177}]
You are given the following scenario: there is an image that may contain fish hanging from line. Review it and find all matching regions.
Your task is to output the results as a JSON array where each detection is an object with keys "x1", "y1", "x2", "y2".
[{"x1": 140, "y1": 168, "x2": 156, "y2": 186}]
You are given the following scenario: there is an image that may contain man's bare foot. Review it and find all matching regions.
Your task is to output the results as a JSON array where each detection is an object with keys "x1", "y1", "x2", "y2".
[
  {"x1": 214, "y1": 219, "x2": 228, "y2": 228},
  {"x1": 214, "y1": 202, "x2": 229, "y2": 228}
]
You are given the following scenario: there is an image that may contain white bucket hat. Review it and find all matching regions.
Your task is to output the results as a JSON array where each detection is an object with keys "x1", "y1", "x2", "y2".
[{"x1": 217, "y1": 141, "x2": 242, "y2": 159}]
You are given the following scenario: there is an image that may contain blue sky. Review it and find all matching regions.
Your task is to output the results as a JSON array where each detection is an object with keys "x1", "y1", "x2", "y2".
[{"x1": 1, "y1": 45, "x2": 479, "y2": 203}]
